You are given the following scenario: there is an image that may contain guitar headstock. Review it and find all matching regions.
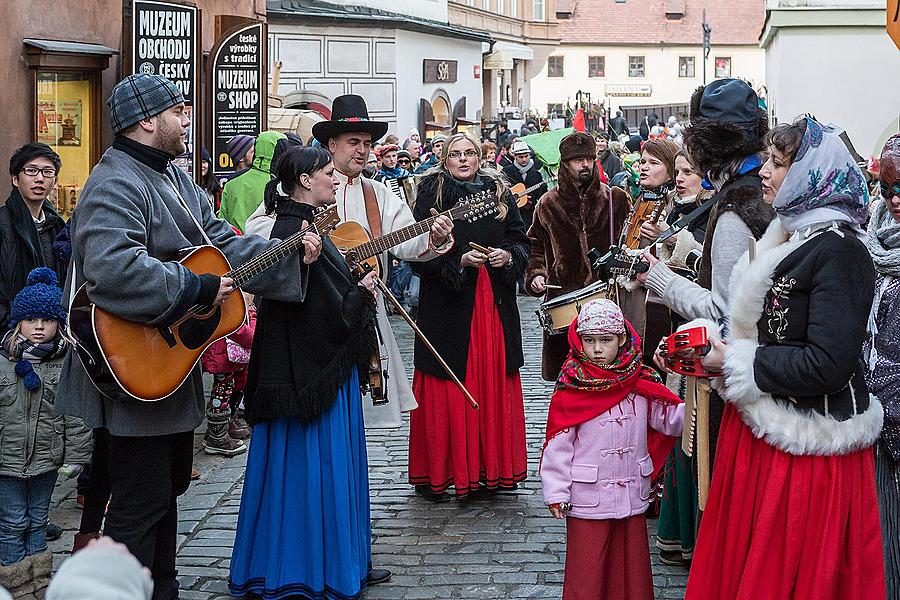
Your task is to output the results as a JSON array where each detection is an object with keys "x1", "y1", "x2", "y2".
[
  {"x1": 587, "y1": 245, "x2": 649, "y2": 281},
  {"x1": 313, "y1": 204, "x2": 341, "y2": 235},
  {"x1": 451, "y1": 191, "x2": 500, "y2": 223}
]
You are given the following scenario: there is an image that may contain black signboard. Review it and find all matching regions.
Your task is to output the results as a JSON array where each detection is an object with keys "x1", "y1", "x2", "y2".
[
  {"x1": 130, "y1": 0, "x2": 200, "y2": 178},
  {"x1": 208, "y1": 22, "x2": 265, "y2": 181}
]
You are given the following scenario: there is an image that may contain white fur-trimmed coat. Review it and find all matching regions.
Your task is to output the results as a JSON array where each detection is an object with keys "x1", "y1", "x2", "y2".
[{"x1": 714, "y1": 218, "x2": 883, "y2": 456}]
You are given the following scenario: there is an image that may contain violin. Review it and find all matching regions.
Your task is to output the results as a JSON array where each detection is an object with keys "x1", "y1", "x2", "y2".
[{"x1": 620, "y1": 185, "x2": 671, "y2": 250}]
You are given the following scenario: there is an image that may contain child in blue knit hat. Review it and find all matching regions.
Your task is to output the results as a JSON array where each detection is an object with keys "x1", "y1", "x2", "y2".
[{"x1": 0, "y1": 268, "x2": 92, "y2": 597}]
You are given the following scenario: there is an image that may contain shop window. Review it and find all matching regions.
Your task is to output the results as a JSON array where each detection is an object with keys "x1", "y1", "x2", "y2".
[
  {"x1": 548, "y1": 55, "x2": 564, "y2": 78},
  {"x1": 628, "y1": 56, "x2": 645, "y2": 78},
  {"x1": 588, "y1": 56, "x2": 605, "y2": 78},
  {"x1": 679, "y1": 56, "x2": 695, "y2": 78},
  {"x1": 24, "y1": 40, "x2": 114, "y2": 219},
  {"x1": 715, "y1": 57, "x2": 732, "y2": 78},
  {"x1": 36, "y1": 71, "x2": 96, "y2": 217}
]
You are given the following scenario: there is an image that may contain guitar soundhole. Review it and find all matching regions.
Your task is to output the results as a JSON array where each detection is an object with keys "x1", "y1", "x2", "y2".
[{"x1": 179, "y1": 307, "x2": 222, "y2": 350}]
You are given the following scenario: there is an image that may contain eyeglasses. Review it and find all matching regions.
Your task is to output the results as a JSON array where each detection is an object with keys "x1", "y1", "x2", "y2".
[
  {"x1": 21, "y1": 167, "x2": 57, "y2": 179},
  {"x1": 447, "y1": 150, "x2": 479, "y2": 159},
  {"x1": 398, "y1": 159, "x2": 411, "y2": 164},
  {"x1": 880, "y1": 181, "x2": 900, "y2": 199}
]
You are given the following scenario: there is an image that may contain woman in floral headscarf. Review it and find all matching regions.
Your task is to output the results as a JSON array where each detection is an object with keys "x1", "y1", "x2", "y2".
[
  {"x1": 865, "y1": 133, "x2": 900, "y2": 598},
  {"x1": 685, "y1": 117, "x2": 886, "y2": 599}
]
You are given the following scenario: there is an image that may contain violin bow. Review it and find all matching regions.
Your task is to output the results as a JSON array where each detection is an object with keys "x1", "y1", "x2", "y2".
[{"x1": 373, "y1": 277, "x2": 479, "y2": 410}]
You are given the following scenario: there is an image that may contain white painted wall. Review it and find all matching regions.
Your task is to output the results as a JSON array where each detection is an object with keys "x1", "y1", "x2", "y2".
[
  {"x1": 269, "y1": 22, "x2": 483, "y2": 138},
  {"x1": 321, "y1": 0, "x2": 449, "y2": 23},
  {"x1": 529, "y1": 43, "x2": 765, "y2": 117},
  {"x1": 765, "y1": 25, "x2": 900, "y2": 156},
  {"x1": 394, "y1": 29, "x2": 484, "y2": 136}
]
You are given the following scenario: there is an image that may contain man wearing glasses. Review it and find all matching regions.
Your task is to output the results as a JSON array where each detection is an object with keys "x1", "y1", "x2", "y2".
[{"x1": 0, "y1": 143, "x2": 66, "y2": 330}]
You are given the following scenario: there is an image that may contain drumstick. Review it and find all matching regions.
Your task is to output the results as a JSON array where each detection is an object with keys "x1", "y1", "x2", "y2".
[
  {"x1": 468, "y1": 242, "x2": 492, "y2": 254},
  {"x1": 543, "y1": 284, "x2": 562, "y2": 290}
]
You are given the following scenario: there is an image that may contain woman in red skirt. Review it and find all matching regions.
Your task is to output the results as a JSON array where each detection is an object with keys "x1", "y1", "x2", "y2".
[
  {"x1": 687, "y1": 117, "x2": 886, "y2": 599},
  {"x1": 408, "y1": 132, "x2": 529, "y2": 502}
]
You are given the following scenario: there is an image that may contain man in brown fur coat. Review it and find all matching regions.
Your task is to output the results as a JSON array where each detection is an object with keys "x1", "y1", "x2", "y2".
[{"x1": 526, "y1": 131, "x2": 631, "y2": 380}]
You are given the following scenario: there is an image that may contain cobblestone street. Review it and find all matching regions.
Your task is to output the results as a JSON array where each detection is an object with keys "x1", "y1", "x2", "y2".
[{"x1": 47, "y1": 295, "x2": 689, "y2": 599}]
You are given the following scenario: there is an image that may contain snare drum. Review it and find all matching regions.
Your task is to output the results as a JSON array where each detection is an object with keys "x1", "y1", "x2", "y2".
[{"x1": 537, "y1": 280, "x2": 609, "y2": 334}]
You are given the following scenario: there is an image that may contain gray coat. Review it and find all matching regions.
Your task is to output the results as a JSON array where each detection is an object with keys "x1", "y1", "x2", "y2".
[
  {"x1": 57, "y1": 148, "x2": 307, "y2": 437},
  {"x1": 0, "y1": 355, "x2": 92, "y2": 477}
]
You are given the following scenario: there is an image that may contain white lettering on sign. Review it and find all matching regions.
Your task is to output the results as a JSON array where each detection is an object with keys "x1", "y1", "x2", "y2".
[
  {"x1": 137, "y1": 38, "x2": 191, "y2": 60},
  {"x1": 217, "y1": 70, "x2": 259, "y2": 90},
  {"x1": 138, "y1": 10, "x2": 191, "y2": 38}
]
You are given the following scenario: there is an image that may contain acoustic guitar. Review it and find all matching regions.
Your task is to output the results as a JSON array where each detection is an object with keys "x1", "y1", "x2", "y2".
[
  {"x1": 510, "y1": 178, "x2": 556, "y2": 208},
  {"x1": 67, "y1": 205, "x2": 340, "y2": 402},
  {"x1": 330, "y1": 190, "x2": 498, "y2": 277}
]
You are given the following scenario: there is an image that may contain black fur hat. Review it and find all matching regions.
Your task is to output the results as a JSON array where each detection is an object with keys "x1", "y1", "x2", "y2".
[{"x1": 683, "y1": 79, "x2": 769, "y2": 175}]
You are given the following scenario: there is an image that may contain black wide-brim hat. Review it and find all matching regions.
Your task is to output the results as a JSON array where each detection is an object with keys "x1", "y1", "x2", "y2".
[{"x1": 312, "y1": 94, "x2": 389, "y2": 145}]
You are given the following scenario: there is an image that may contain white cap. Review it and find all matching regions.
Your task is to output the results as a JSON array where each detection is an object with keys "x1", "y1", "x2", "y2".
[{"x1": 511, "y1": 140, "x2": 530, "y2": 155}]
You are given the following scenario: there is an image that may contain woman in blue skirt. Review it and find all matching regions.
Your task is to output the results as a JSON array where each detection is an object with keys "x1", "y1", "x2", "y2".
[{"x1": 229, "y1": 145, "x2": 380, "y2": 600}]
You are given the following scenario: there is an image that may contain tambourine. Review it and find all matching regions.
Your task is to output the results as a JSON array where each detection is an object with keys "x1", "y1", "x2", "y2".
[{"x1": 663, "y1": 327, "x2": 723, "y2": 378}]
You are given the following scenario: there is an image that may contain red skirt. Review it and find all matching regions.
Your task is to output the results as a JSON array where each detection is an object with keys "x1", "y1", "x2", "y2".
[
  {"x1": 685, "y1": 404, "x2": 886, "y2": 600},
  {"x1": 408, "y1": 267, "x2": 527, "y2": 497},
  {"x1": 563, "y1": 514, "x2": 654, "y2": 600}
]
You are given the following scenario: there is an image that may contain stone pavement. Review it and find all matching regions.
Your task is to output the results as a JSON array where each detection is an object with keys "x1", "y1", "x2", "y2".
[{"x1": 46, "y1": 295, "x2": 689, "y2": 599}]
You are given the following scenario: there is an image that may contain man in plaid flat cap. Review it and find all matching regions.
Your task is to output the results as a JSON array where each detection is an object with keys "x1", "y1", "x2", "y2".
[{"x1": 56, "y1": 73, "x2": 323, "y2": 600}]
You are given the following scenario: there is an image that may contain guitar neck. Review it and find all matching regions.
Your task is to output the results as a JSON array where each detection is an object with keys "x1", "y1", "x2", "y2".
[
  {"x1": 228, "y1": 224, "x2": 317, "y2": 287},
  {"x1": 353, "y1": 211, "x2": 445, "y2": 261}
]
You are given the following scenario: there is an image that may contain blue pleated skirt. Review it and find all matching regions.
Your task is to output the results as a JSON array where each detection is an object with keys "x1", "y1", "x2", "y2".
[{"x1": 229, "y1": 368, "x2": 371, "y2": 600}]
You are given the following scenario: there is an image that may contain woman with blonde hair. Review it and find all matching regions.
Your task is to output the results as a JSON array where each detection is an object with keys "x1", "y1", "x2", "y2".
[{"x1": 408, "y1": 133, "x2": 530, "y2": 502}]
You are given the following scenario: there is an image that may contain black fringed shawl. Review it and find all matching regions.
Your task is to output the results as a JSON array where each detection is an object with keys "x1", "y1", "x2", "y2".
[{"x1": 243, "y1": 201, "x2": 377, "y2": 425}]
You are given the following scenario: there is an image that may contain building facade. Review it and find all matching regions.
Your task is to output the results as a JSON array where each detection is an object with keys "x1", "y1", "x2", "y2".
[
  {"x1": 0, "y1": 0, "x2": 265, "y2": 208},
  {"x1": 529, "y1": 0, "x2": 766, "y2": 127},
  {"x1": 449, "y1": 0, "x2": 560, "y2": 119},
  {"x1": 762, "y1": 0, "x2": 900, "y2": 157},
  {"x1": 267, "y1": 0, "x2": 488, "y2": 139}
]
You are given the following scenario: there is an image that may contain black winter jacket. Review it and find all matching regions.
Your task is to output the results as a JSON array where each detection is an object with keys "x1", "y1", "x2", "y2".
[
  {"x1": 411, "y1": 172, "x2": 529, "y2": 380},
  {"x1": 0, "y1": 190, "x2": 66, "y2": 329}
]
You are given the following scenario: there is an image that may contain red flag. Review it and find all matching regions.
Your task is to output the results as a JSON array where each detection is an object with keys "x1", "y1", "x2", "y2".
[{"x1": 572, "y1": 107, "x2": 586, "y2": 132}]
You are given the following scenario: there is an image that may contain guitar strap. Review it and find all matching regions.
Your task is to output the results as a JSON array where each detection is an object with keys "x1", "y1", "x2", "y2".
[
  {"x1": 360, "y1": 178, "x2": 382, "y2": 239},
  {"x1": 166, "y1": 175, "x2": 215, "y2": 247}
]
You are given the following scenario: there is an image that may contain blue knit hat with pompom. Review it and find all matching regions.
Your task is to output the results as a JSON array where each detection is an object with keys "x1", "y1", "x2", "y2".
[{"x1": 9, "y1": 268, "x2": 67, "y2": 330}]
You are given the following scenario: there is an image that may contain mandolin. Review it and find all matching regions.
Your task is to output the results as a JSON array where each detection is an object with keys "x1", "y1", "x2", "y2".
[
  {"x1": 331, "y1": 190, "x2": 499, "y2": 277},
  {"x1": 620, "y1": 187, "x2": 669, "y2": 250},
  {"x1": 68, "y1": 205, "x2": 340, "y2": 402}
]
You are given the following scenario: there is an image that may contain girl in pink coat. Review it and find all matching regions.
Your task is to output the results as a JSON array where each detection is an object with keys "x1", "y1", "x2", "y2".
[
  {"x1": 200, "y1": 292, "x2": 257, "y2": 456},
  {"x1": 541, "y1": 299, "x2": 684, "y2": 600}
]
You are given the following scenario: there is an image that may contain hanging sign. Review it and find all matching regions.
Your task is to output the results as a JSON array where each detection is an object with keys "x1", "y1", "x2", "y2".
[
  {"x1": 208, "y1": 21, "x2": 266, "y2": 180},
  {"x1": 129, "y1": 0, "x2": 201, "y2": 178}
]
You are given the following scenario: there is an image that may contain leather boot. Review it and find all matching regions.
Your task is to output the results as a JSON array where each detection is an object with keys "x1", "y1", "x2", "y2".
[
  {"x1": 203, "y1": 413, "x2": 247, "y2": 456},
  {"x1": 72, "y1": 531, "x2": 101, "y2": 554}
]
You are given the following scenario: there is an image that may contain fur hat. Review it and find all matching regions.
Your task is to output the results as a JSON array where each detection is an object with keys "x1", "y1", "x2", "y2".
[
  {"x1": 683, "y1": 79, "x2": 769, "y2": 175},
  {"x1": 559, "y1": 131, "x2": 596, "y2": 162},
  {"x1": 9, "y1": 268, "x2": 67, "y2": 330}
]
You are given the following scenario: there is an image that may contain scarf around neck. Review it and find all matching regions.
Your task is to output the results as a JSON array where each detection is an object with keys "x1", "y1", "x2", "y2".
[
  {"x1": 867, "y1": 199, "x2": 900, "y2": 277},
  {"x1": 773, "y1": 118, "x2": 869, "y2": 232},
  {"x1": 516, "y1": 158, "x2": 535, "y2": 176},
  {"x1": 543, "y1": 319, "x2": 681, "y2": 480},
  {"x1": 1, "y1": 331, "x2": 67, "y2": 391}
]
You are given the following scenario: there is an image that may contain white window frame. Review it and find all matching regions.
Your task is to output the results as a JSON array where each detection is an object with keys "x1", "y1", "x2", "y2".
[{"x1": 533, "y1": 0, "x2": 544, "y2": 21}]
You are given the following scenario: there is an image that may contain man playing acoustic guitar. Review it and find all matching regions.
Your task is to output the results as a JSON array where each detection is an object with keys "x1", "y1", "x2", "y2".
[{"x1": 57, "y1": 74, "x2": 323, "y2": 600}]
